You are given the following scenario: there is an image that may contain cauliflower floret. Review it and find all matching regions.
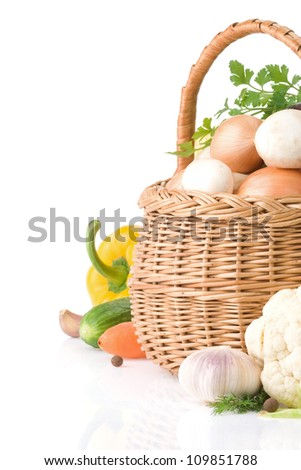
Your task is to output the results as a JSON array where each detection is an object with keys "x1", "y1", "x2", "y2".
[
  {"x1": 244, "y1": 317, "x2": 264, "y2": 367},
  {"x1": 246, "y1": 286, "x2": 301, "y2": 408}
]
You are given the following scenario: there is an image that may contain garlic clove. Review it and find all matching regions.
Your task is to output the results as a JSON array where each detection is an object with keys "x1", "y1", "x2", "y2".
[{"x1": 59, "y1": 309, "x2": 82, "y2": 338}]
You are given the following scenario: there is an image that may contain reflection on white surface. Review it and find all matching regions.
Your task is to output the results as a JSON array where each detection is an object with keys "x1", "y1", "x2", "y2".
[
  {"x1": 125, "y1": 373, "x2": 196, "y2": 450},
  {"x1": 258, "y1": 418, "x2": 301, "y2": 450},
  {"x1": 177, "y1": 407, "x2": 301, "y2": 450},
  {"x1": 178, "y1": 407, "x2": 261, "y2": 449},
  {"x1": 74, "y1": 355, "x2": 195, "y2": 450},
  {"x1": 56, "y1": 338, "x2": 301, "y2": 450}
]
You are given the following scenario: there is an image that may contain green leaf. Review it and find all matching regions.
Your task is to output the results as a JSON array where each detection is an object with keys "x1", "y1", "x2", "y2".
[
  {"x1": 229, "y1": 108, "x2": 243, "y2": 116},
  {"x1": 234, "y1": 87, "x2": 248, "y2": 106},
  {"x1": 286, "y1": 95, "x2": 298, "y2": 106},
  {"x1": 266, "y1": 64, "x2": 289, "y2": 83},
  {"x1": 192, "y1": 117, "x2": 216, "y2": 141},
  {"x1": 215, "y1": 98, "x2": 229, "y2": 118},
  {"x1": 271, "y1": 83, "x2": 290, "y2": 94},
  {"x1": 260, "y1": 408, "x2": 301, "y2": 419},
  {"x1": 292, "y1": 74, "x2": 301, "y2": 86},
  {"x1": 229, "y1": 60, "x2": 254, "y2": 86},
  {"x1": 198, "y1": 138, "x2": 212, "y2": 150},
  {"x1": 167, "y1": 141, "x2": 194, "y2": 158},
  {"x1": 241, "y1": 90, "x2": 261, "y2": 108},
  {"x1": 261, "y1": 109, "x2": 274, "y2": 120},
  {"x1": 248, "y1": 91, "x2": 261, "y2": 107},
  {"x1": 254, "y1": 67, "x2": 271, "y2": 87},
  {"x1": 259, "y1": 91, "x2": 271, "y2": 106},
  {"x1": 297, "y1": 88, "x2": 301, "y2": 101},
  {"x1": 201, "y1": 117, "x2": 213, "y2": 131},
  {"x1": 266, "y1": 90, "x2": 288, "y2": 114}
]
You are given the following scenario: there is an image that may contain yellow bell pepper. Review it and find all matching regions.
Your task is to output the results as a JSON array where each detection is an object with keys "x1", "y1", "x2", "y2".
[{"x1": 86, "y1": 220, "x2": 137, "y2": 306}]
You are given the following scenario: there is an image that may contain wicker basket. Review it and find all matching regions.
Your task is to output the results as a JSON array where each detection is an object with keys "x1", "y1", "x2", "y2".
[{"x1": 129, "y1": 19, "x2": 301, "y2": 374}]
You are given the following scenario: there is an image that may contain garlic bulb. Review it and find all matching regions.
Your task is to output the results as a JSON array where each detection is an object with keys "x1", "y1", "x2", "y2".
[
  {"x1": 210, "y1": 115, "x2": 263, "y2": 173},
  {"x1": 178, "y1": 346, "x2": 262, "y2": 403}
]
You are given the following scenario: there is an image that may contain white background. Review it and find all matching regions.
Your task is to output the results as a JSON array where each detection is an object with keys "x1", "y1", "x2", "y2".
[{"x1": 1, "y1": 0, "x2": 301, "y2": 467}]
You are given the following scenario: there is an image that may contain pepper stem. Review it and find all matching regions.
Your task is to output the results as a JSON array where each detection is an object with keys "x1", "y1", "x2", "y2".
[{"x1": 86, "y1": 220, "x2": 129, "y2": 292}]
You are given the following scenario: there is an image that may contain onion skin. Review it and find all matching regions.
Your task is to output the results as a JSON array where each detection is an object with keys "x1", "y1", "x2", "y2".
[
  {"x1": 211, "y1": 115, "x2": 263, "y2": 173},
  {"x1": 166, "y1": 169, "x2": 185, "y2": 191},
  {"x1": 236, "y1": 167, "x2": 301, "y2": 198},
  {"x1": 233, "y1": 172, "x2": 248, "y2": 192}
]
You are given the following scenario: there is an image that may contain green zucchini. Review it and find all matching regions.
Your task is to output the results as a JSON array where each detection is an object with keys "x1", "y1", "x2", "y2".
[{"x1": 79, "y1": 297, "x2": 132, "y2": 348}]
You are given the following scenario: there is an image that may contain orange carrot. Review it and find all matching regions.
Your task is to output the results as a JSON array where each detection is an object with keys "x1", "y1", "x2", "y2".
[{"x1": 98, "y1": 321, "x2": 146, "y2": 358}]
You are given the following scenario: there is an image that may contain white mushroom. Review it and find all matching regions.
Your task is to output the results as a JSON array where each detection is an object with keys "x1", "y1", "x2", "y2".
[
  {"x1": 254, "y1": 109, "x2": 301, "y2": 168},
  {"x1": 181, "y1": 158, "x2": 234, "y2": 195}
]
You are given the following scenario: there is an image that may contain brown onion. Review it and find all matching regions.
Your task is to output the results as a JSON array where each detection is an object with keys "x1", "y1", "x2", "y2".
[
  {"x1": 211, "y1": 115, "x2": 263, "y2": 173},
  {"x1": 166, "y1": 169, "x2": 185, "y2": 191},
  {"x1": 236, "y1": 167, "x2": 301, "y2": 198},
  {"x1": 233, "y1": 172, "x2": 248, "y2": 192}
]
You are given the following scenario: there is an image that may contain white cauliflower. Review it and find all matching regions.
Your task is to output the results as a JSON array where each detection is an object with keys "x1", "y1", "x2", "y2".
[{"x1": 245, "y1": 286, "x2": 301, "y2": 408}]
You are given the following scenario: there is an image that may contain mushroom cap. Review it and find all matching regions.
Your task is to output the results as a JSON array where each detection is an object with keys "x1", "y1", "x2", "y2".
[
  {"x1": 254, "y1": 109, "x2": 301, "y2": 168},
  {"x1": 182, "y1": 158, "x2": 234, "y2": 194}
]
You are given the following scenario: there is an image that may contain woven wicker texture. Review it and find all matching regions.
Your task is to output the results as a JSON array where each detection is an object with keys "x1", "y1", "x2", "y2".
[{"x1": 130, "y1": 19, "x2": 301, "y2": 374}]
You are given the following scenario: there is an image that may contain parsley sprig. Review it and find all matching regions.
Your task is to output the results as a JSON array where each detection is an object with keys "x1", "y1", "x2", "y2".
[{"x1": 170, "y1": 60, "x2": 301, "y2": 158}]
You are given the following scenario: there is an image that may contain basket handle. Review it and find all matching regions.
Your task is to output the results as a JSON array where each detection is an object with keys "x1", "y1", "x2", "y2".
[{"x1": 176, "y1": 19, "x2": 301, "y2": 172}]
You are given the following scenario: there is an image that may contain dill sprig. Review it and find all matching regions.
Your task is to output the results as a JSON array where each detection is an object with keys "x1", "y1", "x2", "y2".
[{"x1": 208, "y1": 388, "x2": 269, "y2": 415}]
